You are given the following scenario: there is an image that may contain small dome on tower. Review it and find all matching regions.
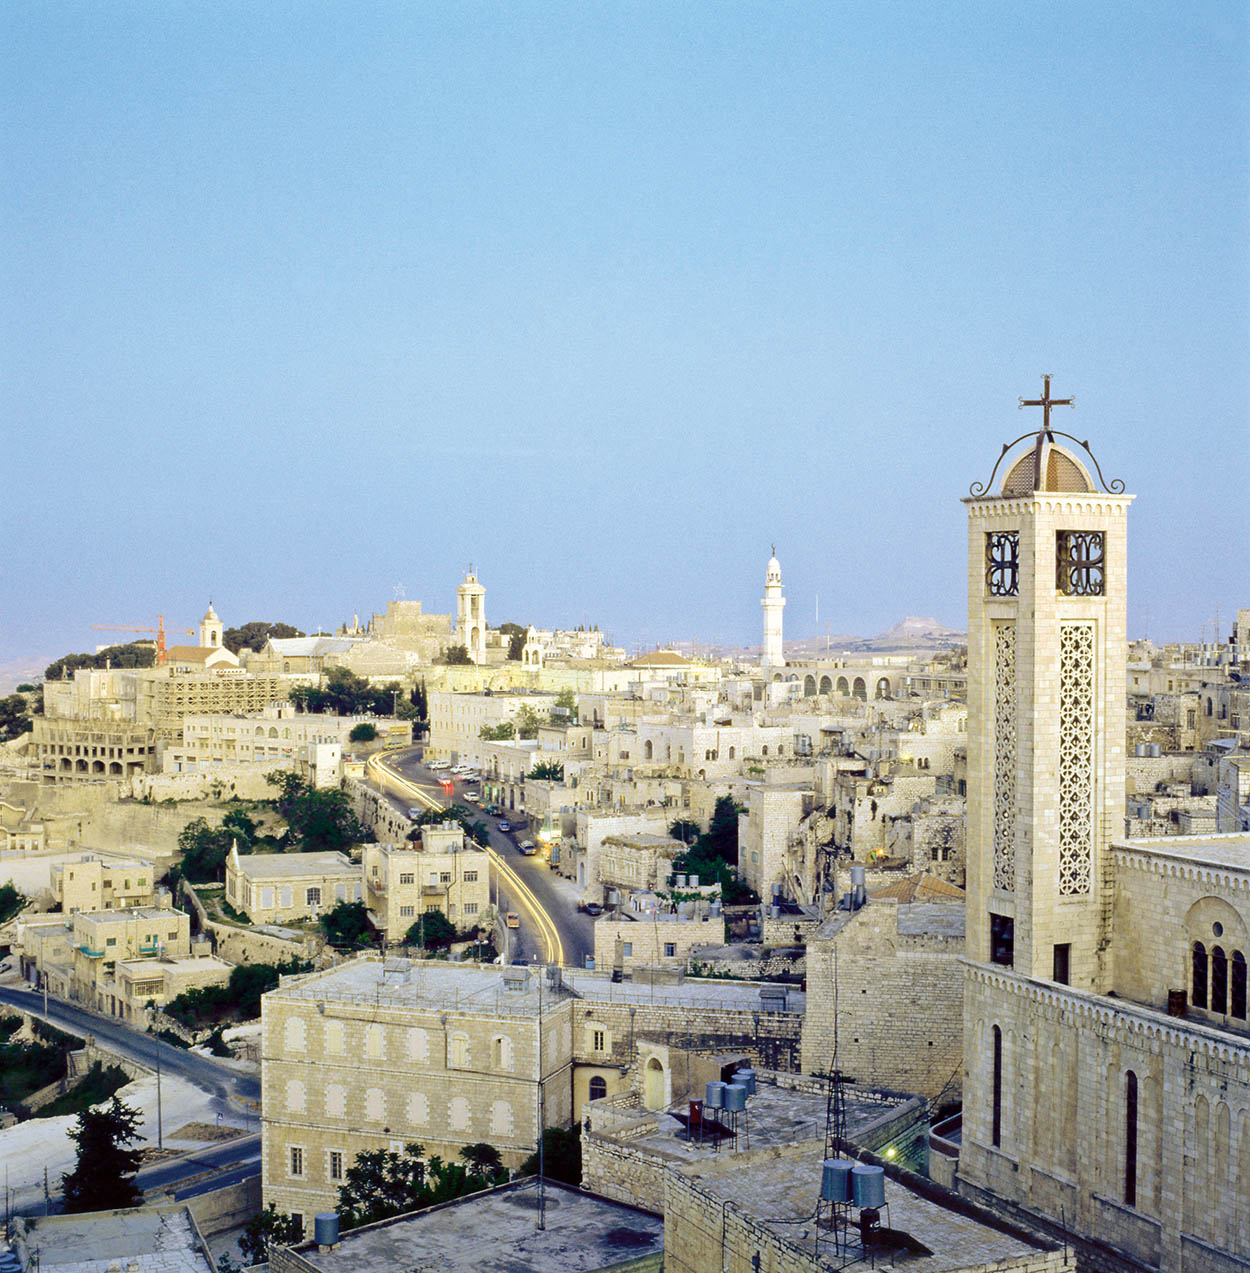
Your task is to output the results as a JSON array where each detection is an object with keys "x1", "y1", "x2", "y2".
[
  {"x1": 1001, "y1": 441, "x2": 1096, "y2": 495},
  {"x1": 203, "y1": 603, "x2": 219, "y2": 622}
]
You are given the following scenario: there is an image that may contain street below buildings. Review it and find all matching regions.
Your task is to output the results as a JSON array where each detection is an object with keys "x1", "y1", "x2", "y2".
[{"x1": 369, "y1": 747, "x2": 595, "y2": 967}]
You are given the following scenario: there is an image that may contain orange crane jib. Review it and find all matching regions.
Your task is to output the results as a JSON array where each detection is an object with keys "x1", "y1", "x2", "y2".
[{"x1": 90, "y1": 615, "x2": 194, "y2": 666}]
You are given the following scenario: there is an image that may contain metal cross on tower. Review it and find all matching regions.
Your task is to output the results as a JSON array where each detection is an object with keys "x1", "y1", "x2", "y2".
[{"x1": 1018, "y1": 374, "x2": 1075, "y2": 489}]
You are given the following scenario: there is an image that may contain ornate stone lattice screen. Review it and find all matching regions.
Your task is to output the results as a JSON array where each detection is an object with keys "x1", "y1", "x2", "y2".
[
  {"x1": 1058, "y1": 622, "x2": 1095, "y2": 895},
  {"x1": 992, "y1": 622, "x2": 1017, "y2": 892}
]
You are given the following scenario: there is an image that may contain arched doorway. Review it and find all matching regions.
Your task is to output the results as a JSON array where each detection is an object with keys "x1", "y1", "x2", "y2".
[
  {"x1": 852, "y1": 677, "x2": 867, "y2": 701},
  {"x1": 644, "y1": 1057, "x2": 666, "y2": 1110},
  {"x1": 804, "y1": 675, "x2": 816, "y2": 696},
  {"x1": 819, "y1": 675, "x2": 832, "y2": 694},
  {"x1": 836, "y1": 677, "x2": 850, "y2": 695}
]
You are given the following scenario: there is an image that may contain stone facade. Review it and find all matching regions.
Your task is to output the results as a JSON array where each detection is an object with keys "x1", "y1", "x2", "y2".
[
  {"x1": 225, "y1": 848, "x2": 361, "y2": 925},
  {"x1": 800, "y1": 897, "x2": 965, "y2": 1100},
  {"x1": 362, "y1": 825, "x2": 491, "y2": 939},
  {"x1": 51, "y1": 854, "x2": 157, "y2": 913},
  {"x1": 261, "y1": 960, "x2": 575, "y2": 1220}
]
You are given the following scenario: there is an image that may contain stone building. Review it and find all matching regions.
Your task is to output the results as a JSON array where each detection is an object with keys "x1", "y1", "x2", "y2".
[
  {"x1": 362, "y1": 824, "x2": 490, "y2": 940},
  {"x1": 800, "y1": 891, "x2": 965, "y2": 1101},
  {"x1": 68, "y1": 905, "x2": 192, "y2": 1009},
  {"x1": 761, "y1": 547, "x2": 786, "y2": 668},
  {"x1": 956, "y1": 401, "x2": 1250, "y2": 1270},
  {"x1": 31, "y1": 717, "x2": 158, "y2": 784},
  {"x1": 592, "y1": 909, "x2": 720, "y2": 972},
  {"x1": 225, "y1": 848, "x2": 361, "y2": 925},
  {"x1": 261, "y1": 959, "x2": 577, "y2": 1221},
  {"x1": 455, "y1": 568, "x2": 488, "y2": 664},
  {"x1": 51, "y1": 853, "x2": 157, "y2": 913},
  {"x1": 595, "y1": 832, "x2": 684, "y2": 894}
]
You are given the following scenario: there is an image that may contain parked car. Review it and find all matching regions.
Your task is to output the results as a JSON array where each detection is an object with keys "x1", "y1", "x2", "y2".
[
  {"x1": 505, "y1": 912, "x2": 521, "y2": 928},
  {"x1": 585, "y1": 902, "x2": 604, "y2": 916},
  {"x1": 518, "y1": 841, "x2": 537, "y2": 855},
  {"x1": 499, "y1": 820, "x2": 511, "y2": 832}
]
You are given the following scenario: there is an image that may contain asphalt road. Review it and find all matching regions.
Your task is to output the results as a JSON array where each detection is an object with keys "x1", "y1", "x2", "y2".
[
  {"x1": 383, "y1": 748, "x2": 595, "y2": 967},
  {"x1": 0, "y1": 985, "x2": 259, "y2": 1112},
  {"x1": 0, "y1": 986, "x2": 261, "y2": 1209}
]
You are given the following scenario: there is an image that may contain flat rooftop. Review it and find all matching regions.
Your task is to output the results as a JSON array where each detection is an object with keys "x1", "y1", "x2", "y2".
[
  {"x1": 564, "y1": 967, "x2": 806, "y2": 1013},
  {"x1": 285, "y1": 1180, "x2": 662, "y2": 1273},
  {"x1": 235, "y1": 851, "x2": 355, "y2": 877},
  {"x1": 271, "y1": 956, "x2": 572, "y2": 1016},
  {"x1": 17, "y1": 1205, "x2": 212, "y2": 1273},
  {"x1": 628, "y1": 1079, "x2": 913, "y2": 1164},
  {"x1": 1118, "y1": 831, "x2": 1250, "y2": 872},
  {"x1": 687, "y1": 1149, "x2": 1053, "y2": 1273}
]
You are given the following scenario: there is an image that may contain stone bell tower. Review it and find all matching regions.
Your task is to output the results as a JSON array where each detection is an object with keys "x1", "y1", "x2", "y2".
[
  {"x1": 199, "y1": 603, "x2": 223, "y2": 650},
  {"x1": 455, "y1": 567, "x2": 487, "y2": 666},
  {"x1": 964, "y1": 377, "x2": 1133, "y2": 992}
]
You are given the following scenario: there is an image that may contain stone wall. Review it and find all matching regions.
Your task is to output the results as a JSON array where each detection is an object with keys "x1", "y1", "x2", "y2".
[
  {"x1": 210, "y1": 922, "x2": 319, "y2": 968},
  {"x1": 960, "y1": 962, "x2": 1250, "y2": 1273},
  {"x1": 131, "y1": 765, "x2": 278, "y2": 803},
  {"x1": 801, "y1": 899, "x2": 965, "y2": 1100}
]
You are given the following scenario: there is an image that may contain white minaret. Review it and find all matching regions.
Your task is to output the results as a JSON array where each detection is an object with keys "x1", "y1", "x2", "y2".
[{"x1": 760, "y1": 547, "x2": 786, "y2": 668}]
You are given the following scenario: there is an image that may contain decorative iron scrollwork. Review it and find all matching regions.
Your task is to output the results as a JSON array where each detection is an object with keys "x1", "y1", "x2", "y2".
[
  {"x1": 985, "y1": 532, "x2": 1020, "y2": 596},
  {"x1": 1056, "y1": 530, "x2": 1105, "y2": 596}
]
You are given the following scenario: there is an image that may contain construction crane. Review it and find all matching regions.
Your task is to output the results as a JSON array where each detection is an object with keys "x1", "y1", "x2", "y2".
[{"x1": 90, "y1": 615, "x2": 194, "y2": 666}]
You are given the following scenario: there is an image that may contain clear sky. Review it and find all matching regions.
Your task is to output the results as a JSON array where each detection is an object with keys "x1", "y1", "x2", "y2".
[{"x1": 3, "y1": 2, "x2": 1247, "y2": 668}]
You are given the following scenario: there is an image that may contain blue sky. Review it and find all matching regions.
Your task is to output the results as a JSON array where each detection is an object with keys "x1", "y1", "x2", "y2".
[{"x1": 3, "y1": 2, "x2": 1247, "y2": 667}]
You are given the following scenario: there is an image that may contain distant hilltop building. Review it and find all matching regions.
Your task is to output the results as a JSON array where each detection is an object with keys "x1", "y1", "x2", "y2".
[{"x1": 760, "y1": 547, "x2": 785, "y2": 669}]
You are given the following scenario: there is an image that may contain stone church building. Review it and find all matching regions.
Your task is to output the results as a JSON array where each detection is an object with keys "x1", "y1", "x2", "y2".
[{"x1": 956, "y1": 391, "x2": 1249, "y2": 1271}]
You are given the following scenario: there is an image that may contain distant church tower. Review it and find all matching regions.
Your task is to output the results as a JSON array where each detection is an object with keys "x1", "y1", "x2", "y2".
[
  {"x1": 199, "y1": 603, "x2": 223, "y2": 650},
  {"x1": 456, "y1": 568, "x2": 487, "y2": 666},
  {"x1": 964, "y1": 377, "x2": 1132, "y2": 991},
  {"x1": 760, "y1": 547, "x2": 786, "y2": 669}
]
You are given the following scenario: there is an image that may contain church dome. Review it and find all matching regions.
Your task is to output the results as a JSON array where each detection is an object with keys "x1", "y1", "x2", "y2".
[
  {"x1": 1001, "y1": 440, "x2": 1096, "y2": 495},
  {"x1": 203, "y1": 603, "x2": 219, "y2": 622}
]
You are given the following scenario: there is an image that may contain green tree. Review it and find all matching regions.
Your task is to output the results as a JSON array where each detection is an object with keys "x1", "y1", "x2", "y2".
[
  {"x1": 321, "y1": 901, "x2": 380, "y2": 949},
  {"x1": 672, "y1": 796, "x2": 757, "y2": 903},
  {"x1": 0, "y1": 882, "x2": 27, "y2": 924},
  {"x1": 403, "y1": 908, "x2": 457, "y2": 949},
  {"x1": 45, "y1": 641, "x2": 154, "y2": 682},
  {"x1": 440, "y1": 644, "x2": 473, "y2": 665},
  {"x1": 668, "y1": 819, "x2": 699, "y2": 845},
  {"x1": 238, "y1": 1203, "x2": 304, "y2": 1264},
  {"x1": 177, "y1": 818, "x2": 235, "y2": 883},
  {"x1": 479, "y1": 721, "x2": 516, "y2": 741},
  {"x1": 0, "y1": 694, "x2": 34, "y2": 741},
  {"x1": 411, "y1": 680, "x2": 429, "y2": 725},
  {"x1": 221, "y1": 805, "x2": 258, "y2": 848},
  {"x1": 349, "y1": 721, "x2": 378, "y2": 742},
  {"x1": 516, "y1": 705, "x2": 541, "y2": 739},
  {"x1": 529, "y1": 760, "x2": 564, "y2": 781},
  {"x1": 15, "y1": 682, "x2": 37, "y2": 693},
  {"x1": 267, "y1": 771, "x2": 364, "y2": 852},
  {"x1": 553, "y1": 688, "x2": 578, "y2": 722},
  {"x1": 337, "y1": 1142, "x2": 505, "y2": 1231},
  {"x1": 518, "y1": 1125, "x2": 582, "y2": 1186},
  {"x1": 222, "y1": 621, "x2": 304, "y2": 655},
  {"x1": 61, "y1": 1096, "x2": 144, "y2": 1212}
]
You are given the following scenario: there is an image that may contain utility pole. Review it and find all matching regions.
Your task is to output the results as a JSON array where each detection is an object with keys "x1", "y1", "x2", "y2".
[
  {"x1": 537, "y1": 970, "x2": 545, "y2": 1231},
  {"x1": 155, "y1": 1041, "x2": 163, "y2": 1149}
]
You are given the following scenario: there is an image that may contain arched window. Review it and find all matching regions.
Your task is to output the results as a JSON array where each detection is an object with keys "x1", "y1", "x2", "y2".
[
  {"x1": 1192, "y1": 942, "x2": 1208, "y2": 1009},
  {"x1": 762, "y1": 746, "x2": 768, "y2": 756},
  {"x1": 589, "y1": 1076, "x2": 608, "y2": 1102},
  {"x1": 1212, "y1": 946, "x2": 1228, "y2": 1015},
  {"x1": 644, "y1": 740, "x2": 653, "y2": 760},
  {"x1": 1124, "y1": 1070, "x2": 1138, "y2": 1207},
  {"x1": 492, "y1": 1035, "x2": 513, "y2": 1070},
  {"x1": 728, "y1": 746, "x2": 735, "y2": 759},
  {"x1": 992, "y1": 1025, "x2": 1002, "y2": 1148},
  {"x1": 1232, "y1": 951, "x2": 1247, "y2": 1020},
  {"x1": 450, "y1": 1033, "x2": 469, "y2": 1067}
]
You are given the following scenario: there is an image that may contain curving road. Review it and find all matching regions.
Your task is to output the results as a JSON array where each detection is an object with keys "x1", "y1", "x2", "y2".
[{"x1": 368, "y1": 748, "x2": 594, "y2": 967}]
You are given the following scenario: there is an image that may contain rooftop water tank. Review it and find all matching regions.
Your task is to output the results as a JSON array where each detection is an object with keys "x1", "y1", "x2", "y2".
[
  {"x1": 849, "y1": 864, "x2": 866, "y2": 887},
  {"x1": 820, "y1": 1158, "x2": 854, "y2": 1202},
  {"x1": 851, "y1": 1164, "x2": 886, "y2": 1209},
  {"x1": 709, "y1": 901, "x2": 722, "y2": 918},
  {"x1": 723, "y1": 1083, "x2": 748, "y2": 1112},
  {"x1": 770, "y1": 905, "x2": 781, "y2": 920},
  {"x1": 1150, "y1": 743, "x2": 1162, "y2": 757},
  {"x1": 689, "y1": 874, "x2": 699, "y2": 887},
  {"x1": 676, "y1": 874, "x2": 687, "y2": 888},
  {"x1": 705, "y1": 1080, "x2": 727, "y2": 1109},
  {"x1": 314, "y1": 1213, "x2": 339, "y2": 1248},
  {"x1": 678, "y1": 901, "x2": 695, "y2": 920},
  {"x1": 734, "y1": 1068, "x2": 757, "y2": 1094}
]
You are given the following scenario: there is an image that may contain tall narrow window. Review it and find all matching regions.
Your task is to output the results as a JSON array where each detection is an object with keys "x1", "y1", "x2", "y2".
[
  {"x1": 1232, "y1": 952, "x2": 1247, "y2": 1020},
  {"x1": 1192, "y1": 942, "x2": 1207, "y2": 1009},
  {"x1": 991, "y1": 1025, "x2": 1003, "y2": 1148},
  {"x1": 1052, "y1": 943, "x2": 1071, "y2": 985},
  {"x1": 1124, "y1": 1071, "x2": 1138, "y2": 1207},
  {"x1": 1212, "y1": 946, "x2": 1228, "y2": 1015},
  {"x1": 990, "y1": 914, "x2": 1014, "y2": 967}
]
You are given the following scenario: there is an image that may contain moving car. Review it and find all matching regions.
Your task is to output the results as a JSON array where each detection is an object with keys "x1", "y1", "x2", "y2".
[
  {"x1": 505, "y1": 912, "x2": 521, "y2": 928},
  {"x1": 498, "y1": 820, "x2": 511, "y2": 832},
  {"x1": 518, "y1": 841, "x2": 537, "y2": 855}
]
